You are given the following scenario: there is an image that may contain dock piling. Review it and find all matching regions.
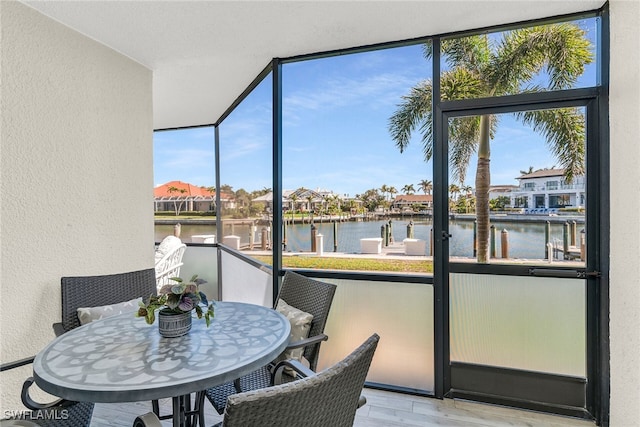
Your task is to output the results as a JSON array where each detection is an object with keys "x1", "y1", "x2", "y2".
[
  {"x1": 282, "y1": 222, "x2": 287, "y2": 251},
  {"x1": 501, "y1": 229, "x2": 509, "y2": 259},
  {"x1": 473, "y1": 220, "x2": 477, "y2": 257},
  {"x1": 490, "y1": 225, "x2": 496, "y2": 258},
  {"x1": 544, "y1": 221, "x2": 550, "y2": 259},
  {"x1": 384, "y1": 224, "x2": 389, "y2": 247},
  {"x1": 262, "y1": 227, "x2": 268, "y2": 250},
  {"x1": 563, "y1": 222, "x2": 570, "y2": 260},
  {"x1": 407, "y1": 221, "x2": 414, "y2": 239}
]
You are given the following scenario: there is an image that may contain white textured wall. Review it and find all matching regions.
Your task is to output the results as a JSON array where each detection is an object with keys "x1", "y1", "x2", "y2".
[
  {"x1": 609, "y1": 1, "x2": 640, "y2": 426},
  {"x1": 1, "y1": 1, "x2": 153, "y2": 411}
]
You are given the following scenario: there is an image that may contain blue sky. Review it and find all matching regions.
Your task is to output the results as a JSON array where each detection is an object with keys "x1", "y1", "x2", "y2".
[{"x1": 154, "y1": 19, "x2": 597, "y2": 196}]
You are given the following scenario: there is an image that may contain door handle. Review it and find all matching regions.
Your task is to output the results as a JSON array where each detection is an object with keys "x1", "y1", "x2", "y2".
[{"x1": 442, "y1": 231, "x2": 452, "y2": 241}]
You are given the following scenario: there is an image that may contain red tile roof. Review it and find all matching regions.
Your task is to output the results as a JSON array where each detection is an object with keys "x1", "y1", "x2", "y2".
[
  {"x1": 154, "y1": 181, "x2": 236, "y2": 200},
  {"x1": 154, "y1": 181, "x2": 213, "y2": 198}
]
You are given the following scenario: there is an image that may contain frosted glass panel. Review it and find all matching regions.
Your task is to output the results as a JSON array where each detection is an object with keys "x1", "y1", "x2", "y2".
[
  {"x1": 319, "y1": 278, "x2": 434, "y2": 393},
  {"x1": 174, "y1": 244, "x2": 218, "y2": 300},
  {"x1": 220, "y1": 251, "x2": 272, "y2": 306},
  {"x1": 450, "y1": 273, "x2": 585, "y2": 377}
]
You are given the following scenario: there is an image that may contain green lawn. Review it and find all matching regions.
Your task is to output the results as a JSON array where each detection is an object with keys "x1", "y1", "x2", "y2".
[{"x1": 253, "y1": 255, "x2": 433, "y2": 274}]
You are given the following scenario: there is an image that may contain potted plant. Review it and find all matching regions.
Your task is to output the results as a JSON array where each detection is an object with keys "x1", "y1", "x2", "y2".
[{"x1": 137, "y1": 274, "x2": 214, "y2": 337}]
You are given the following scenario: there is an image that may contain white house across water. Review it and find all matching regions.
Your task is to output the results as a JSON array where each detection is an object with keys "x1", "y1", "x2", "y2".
[{"x1": 509, "y1": 168, "x2": 586, "y2": 212}]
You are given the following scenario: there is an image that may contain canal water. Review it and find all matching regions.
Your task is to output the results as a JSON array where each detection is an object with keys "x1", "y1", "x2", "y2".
[{"x1": 156, "y1": 218, "x2": 585, "y2": 260}]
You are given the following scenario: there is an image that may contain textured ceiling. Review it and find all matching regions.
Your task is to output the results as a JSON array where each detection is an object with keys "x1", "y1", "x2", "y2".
[{"x1": 23, "y1": 1, "x2": 605, "y2": 129}]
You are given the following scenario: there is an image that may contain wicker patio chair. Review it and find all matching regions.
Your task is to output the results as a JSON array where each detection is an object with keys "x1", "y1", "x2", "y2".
[
  {"x1": 0, "y1": 357, "x2": 93, "y2": 427},
  {"x1": 204, "y1": 270, "x2": 337, "y2": 414},
  {"x1": 54, "y1": 268, "x2": 157, "y2": 335},
  {"x1": 133, "y1": 334, "x2": 379, "y2": 427},
  {"x1": 14, "y1": 269, "x2": 156, "y2": 426},
  {"x1": 220, "y1": 333, "x2": 379, "y2": 427},
  {"x1": 1, "y1": 356, "x2": 94, "y2": 427}
]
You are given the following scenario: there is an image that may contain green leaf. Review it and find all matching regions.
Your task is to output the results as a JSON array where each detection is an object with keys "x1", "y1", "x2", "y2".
[
  {"x1": 170, "y1": 284, "x2": 186, "y2": 295},
  {"x1": 146, "y1": 309, "x2": 156, "y2": 325}
]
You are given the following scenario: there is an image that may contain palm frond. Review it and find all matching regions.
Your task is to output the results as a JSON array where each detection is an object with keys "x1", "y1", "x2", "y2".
[
  {"x1": 447, "y1": 115, "x2": 494, "y2": 184},
  {"x1": 516, "y1": 108, "x2": 586, "y2": 182},
  {"x1": 388, "y1": 80, "x2": 433, "y2": 160},
  {"x1": 448, "y1": 114, "x2": 498, "y2": 185},
  {"x1": 449, "y1": 120, "x2": 478, "y2": 184},
  {"x1": 441, "y1": 68, "x2": 488, "y2": 101},
  {"x1": 418, "y1": 117, "x2": 433, "y2": 162},
  {"x1": 441, "y1": 35, "x2": 491, "y2": 72},
  {"x1": 488, "y1": 24, "x2": 593, "y2": 94},
  {"x1": 422, "y1": 41, "x2": 433, "y2": 60}
]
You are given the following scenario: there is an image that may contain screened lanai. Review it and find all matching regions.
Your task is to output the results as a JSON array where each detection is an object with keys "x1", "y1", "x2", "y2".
[
  {"x1": 2, "y1": 2, "x2": 639, "y2": 427},
  {"x1": 156, "y1": 6, "x2": 609, "y2": 423}
]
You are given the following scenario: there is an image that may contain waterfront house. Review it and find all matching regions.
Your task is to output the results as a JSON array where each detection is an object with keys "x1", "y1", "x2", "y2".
[
  {"x1": 2, "y1": 2, "x2": 638, "y2": 427},
  {"x1": 489, "y1": 185, "x2": 519, "y2": 201},
  {"x1": 154, "y1": 180, "x2": 235, "y2": 213},
  {"x1": 392, "y1": 194, "x2": 434, "y2": 211},
  {"x1": 510, "y1": 169, "x2": 586, "y2": 211},
  {"x1": 254, "y1": 188, "x2": 346, "y2": 214}
]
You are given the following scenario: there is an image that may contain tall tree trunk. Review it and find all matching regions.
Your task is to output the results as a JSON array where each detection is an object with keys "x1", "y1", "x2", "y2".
[{"x1": 475, "y1": 115, "x2": 491, "y2": 263}]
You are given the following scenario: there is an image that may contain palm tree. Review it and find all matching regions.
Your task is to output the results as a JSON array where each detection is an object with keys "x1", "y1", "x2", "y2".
[
  {"x1": 205, "y1": 186, "x2": 216, "y2": 212},
  {"x1": 519, "y1": 166, "x2": 535, "y2": 176},
  {"x1": 448, "y1": 184, "x2": 461, "y2": 210},
  {"x1": 167, "y1": 186, "x2": 187, "y2": 216},
  {"x1": 418, "y1": 179, "x2": 433, "y2": 195},
  {"x1": 379, "y1": 184, "x2": 390, "y2": 201},
  {"x1": 389, "y1": 186, "x2": 398, "y2": 203},
  {"x1": 289, "y1": 193, "x2": 298, "y2": 221},
  {"x1": 389, "y1": 23, "x2": 592, "y2": 262},
  {"x1": 306, "y1": 194, "x2": 314, "y2": 221},
  {"x1": 461, "y1": 185, "x2": 473, "y2": 213},
  {"x1": 402, "y1": 184, "x2": 416, "y2": 195}
]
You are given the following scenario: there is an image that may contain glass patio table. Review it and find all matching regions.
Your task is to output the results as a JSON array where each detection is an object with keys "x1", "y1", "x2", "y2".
[{"x1": 32, "y1": 301, "x2": 291, "y2": 427}]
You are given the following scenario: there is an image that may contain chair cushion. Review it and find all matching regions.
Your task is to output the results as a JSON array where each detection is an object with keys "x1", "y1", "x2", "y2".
[
  {"x1": 275, "y1": 299, "x2": 314, "y2": 375},
  {"x1": 77, "y1": 297, "x2": 142, "y2": 325}
]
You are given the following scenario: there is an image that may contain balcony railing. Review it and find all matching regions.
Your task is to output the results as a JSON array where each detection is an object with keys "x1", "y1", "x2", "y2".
[{"x1": 517, "y1": 183, "x2": 585, "y2": 192}]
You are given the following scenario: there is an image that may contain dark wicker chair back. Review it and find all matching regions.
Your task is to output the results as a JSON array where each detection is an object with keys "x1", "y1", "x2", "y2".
[
  {"x1": 221, "y1": 334, "x2": 380, "y2": 427},
  {"x1": 58, "y1": 268, "x2": 157, "y2": 333},
  {"x1": 276, "y1": 271, "x2": 336, "y2": 371},
  {"x1": 204, "y1": 271, "x2": 337, "y2": 415},
  {"x1": 10, "y1": 268, "x2": 157, "y2": 427}
]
